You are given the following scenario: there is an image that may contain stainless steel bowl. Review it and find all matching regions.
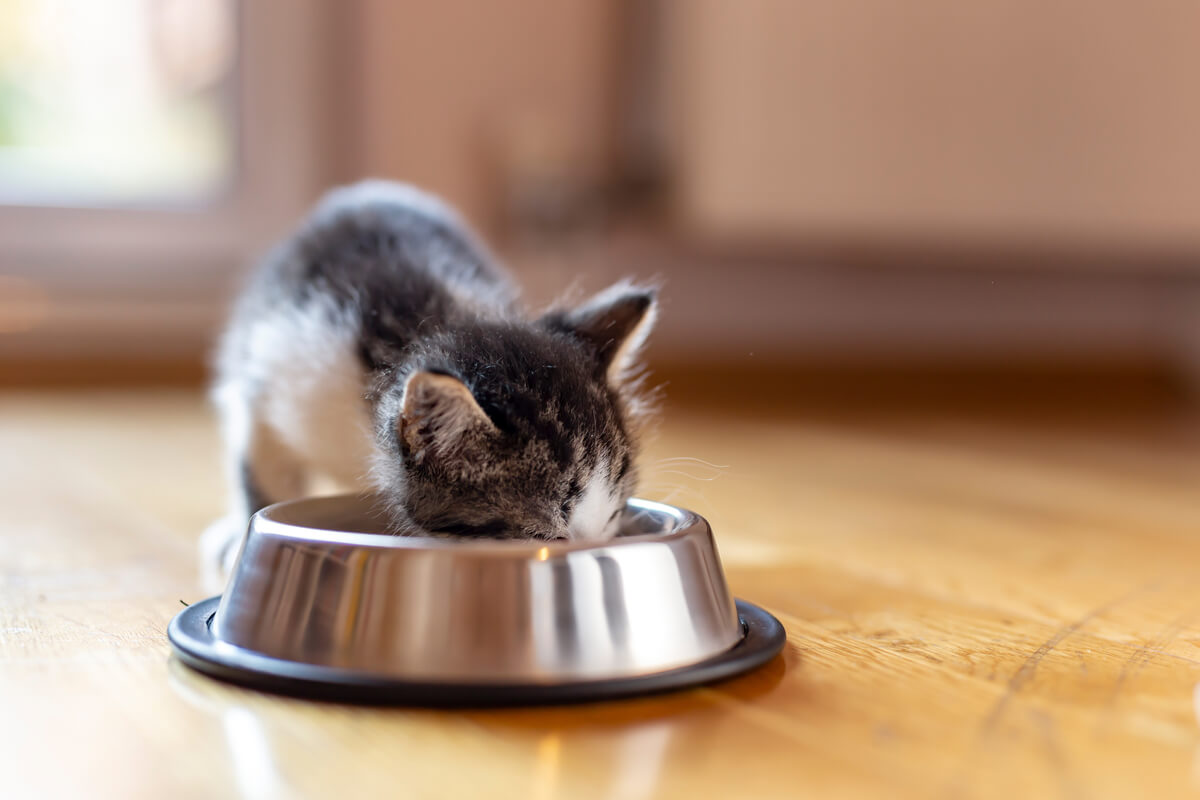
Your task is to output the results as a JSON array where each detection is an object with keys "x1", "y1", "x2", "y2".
[{"x1": 169, "y1": 495, "x2": 785, "y2": 705}]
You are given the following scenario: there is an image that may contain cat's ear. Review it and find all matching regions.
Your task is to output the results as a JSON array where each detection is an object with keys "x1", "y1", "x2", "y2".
[
  {"x1": 398, "y1": 372, "x2": 495, "y2": 461},
  {"x1": 543, "y1": 282, "x2": 658, "y2": 383}
]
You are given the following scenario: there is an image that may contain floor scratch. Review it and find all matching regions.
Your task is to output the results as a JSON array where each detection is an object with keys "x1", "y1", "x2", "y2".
[
  {"x1": 979, "y1": 596, "x2": 1122, "y2": 736},
  {"x1": 1095, "y1": 596, "x2": 1200, "y2": 736},
  {"x1": 944, "y1": 582, "x2": 1152, "y2": 799}
]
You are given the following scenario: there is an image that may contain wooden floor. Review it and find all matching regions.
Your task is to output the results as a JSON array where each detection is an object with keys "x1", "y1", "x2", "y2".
[{"x1": 2, "y1": 388, "x2": 1200, "y2": 799}]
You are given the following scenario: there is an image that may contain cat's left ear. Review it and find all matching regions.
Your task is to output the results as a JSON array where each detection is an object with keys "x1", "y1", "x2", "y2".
[
  {"x1": 398, "y1": 371, "x2": 496, "y2": 462},
  {"x1": 542, "y1": 282, "x2": 658, "y2": 383}
]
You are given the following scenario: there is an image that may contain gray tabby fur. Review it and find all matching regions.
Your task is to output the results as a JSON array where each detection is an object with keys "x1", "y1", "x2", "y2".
[{"x1": 200, "y1": 181, "x2": 657, "y2": 589}]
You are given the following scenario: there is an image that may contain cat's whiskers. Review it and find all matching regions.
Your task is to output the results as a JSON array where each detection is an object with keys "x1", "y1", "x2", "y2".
[
  {"x1": 651, "y1": 456, "x2": 729, "y2": 470},
  {"x1": 650, "y1": 468, "x2": 722, "y2": 482},
  {"x1": 631, "y1": 452, "x2": 729, "y2": 524}
]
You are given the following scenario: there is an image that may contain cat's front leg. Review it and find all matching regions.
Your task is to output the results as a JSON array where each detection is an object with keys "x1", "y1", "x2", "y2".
[{"x1": 200, "y1": 395, "x2": 308, "y2": 593}]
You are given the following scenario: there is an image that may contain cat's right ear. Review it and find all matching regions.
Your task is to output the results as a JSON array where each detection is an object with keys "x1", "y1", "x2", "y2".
[
  {"x1": 540, "y1": 282, "x2": 658, "y2": 384},
  {"x1": 398, "y1": 372, "x2": 496, "y2": 462}
]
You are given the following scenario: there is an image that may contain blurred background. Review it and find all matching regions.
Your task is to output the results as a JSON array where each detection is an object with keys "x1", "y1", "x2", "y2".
[{"x1": 2, "y1": 0, "x2": 1199, "y2": 412}]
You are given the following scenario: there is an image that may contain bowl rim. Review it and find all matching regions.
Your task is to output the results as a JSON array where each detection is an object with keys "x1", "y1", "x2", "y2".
[
  {"x1": 169, "y1": 596, "x2": 786, "y2": 704},
  {"x1": 250, "y1": 494, "x2": 707, "y2": 555}
]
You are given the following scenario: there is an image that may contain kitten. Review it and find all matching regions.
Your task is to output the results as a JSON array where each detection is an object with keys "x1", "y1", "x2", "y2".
[{"x1": 200, "y1": 180, "x2": 657, "y2": 588}]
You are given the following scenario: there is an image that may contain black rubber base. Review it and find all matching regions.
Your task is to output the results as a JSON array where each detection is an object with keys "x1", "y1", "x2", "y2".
[{"x1": 168, "y1": 597, "x2": 786, "y2": 707}]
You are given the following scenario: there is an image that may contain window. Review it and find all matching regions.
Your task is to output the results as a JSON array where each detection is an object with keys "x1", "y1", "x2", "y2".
[
  {"x1": 0, "y1": 0, "x2": 237, "y2": 207},
  {"x1": 0, "y1": 0, "x2": 340, "y2": 360}
]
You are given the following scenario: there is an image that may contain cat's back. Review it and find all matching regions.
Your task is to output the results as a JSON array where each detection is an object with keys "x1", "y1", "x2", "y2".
[
  {"x1": 221, "y1": 181, "x2": 517, "y2": 376},
  {"x1": 257, "y1": 180, "x2": 512, "y2": 314}
]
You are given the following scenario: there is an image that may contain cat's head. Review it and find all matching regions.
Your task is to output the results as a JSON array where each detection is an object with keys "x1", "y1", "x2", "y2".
[{"x1": 374, "y1": 283, "x2": 658, "y2": 541}]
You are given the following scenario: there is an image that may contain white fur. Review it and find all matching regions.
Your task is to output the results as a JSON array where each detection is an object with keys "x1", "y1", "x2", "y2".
[
  {"x1": 245, "y1": 300, "x2": 375, "y2": 489},
  {"x1": 568, "y1": 460, "x2": 623, "y2": 542},
  {"x1": 202, "y1": 297, "x2": 377, "y2": 592}
]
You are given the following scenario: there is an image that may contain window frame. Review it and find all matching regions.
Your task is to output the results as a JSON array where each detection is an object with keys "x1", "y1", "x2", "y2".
[{"x1": 0, "y1": 0, "x2": 349, "y2": 359}]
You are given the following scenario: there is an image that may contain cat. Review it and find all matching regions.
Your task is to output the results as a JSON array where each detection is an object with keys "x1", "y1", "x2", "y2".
[{"x1": 200, "y1": 180, "x2": 657, "y2": 589}]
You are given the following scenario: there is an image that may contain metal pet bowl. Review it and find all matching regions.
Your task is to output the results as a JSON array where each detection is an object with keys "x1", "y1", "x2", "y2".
[{"x1": 169, "y1": 495, "x2": 785, "y2": 705}]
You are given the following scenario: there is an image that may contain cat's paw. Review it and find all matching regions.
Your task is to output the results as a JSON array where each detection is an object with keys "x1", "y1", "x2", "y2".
[{"x1": 199, "y1": 515, "x2": 248, "y2": 594}]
